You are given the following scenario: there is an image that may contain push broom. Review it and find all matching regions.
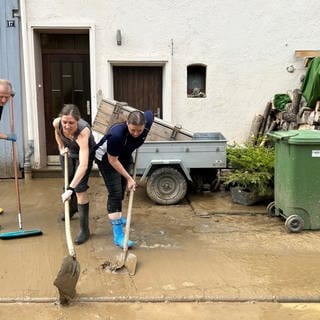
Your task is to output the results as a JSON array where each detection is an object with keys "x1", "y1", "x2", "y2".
[{"x1": 0, "y1": 95, "x2": 42, "y2": 239}]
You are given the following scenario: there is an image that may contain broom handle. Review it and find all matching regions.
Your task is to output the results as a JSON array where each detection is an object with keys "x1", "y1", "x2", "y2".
[
  {"x1": 64, "y1": 152, "x2": 76, "y2": 257},
  {"x1": 122, "y1": 149, "x2": 139, "y2": 255},
  {"x1": 9, "y1": 96, "x2": 23, "y2": 230}
]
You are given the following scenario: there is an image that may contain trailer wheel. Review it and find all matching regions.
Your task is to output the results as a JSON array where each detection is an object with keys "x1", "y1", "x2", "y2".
[
  {"x1": 285, "y1": 215, "x2": 304, "y2": 233},
  {"x1": 146, "y1": 167, "x2": 187, "y2": 205}
]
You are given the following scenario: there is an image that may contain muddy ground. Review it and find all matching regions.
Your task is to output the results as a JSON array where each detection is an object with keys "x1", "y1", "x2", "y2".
[{"x1": 1, "y1": 177, "x2": 320, "y2": 319}]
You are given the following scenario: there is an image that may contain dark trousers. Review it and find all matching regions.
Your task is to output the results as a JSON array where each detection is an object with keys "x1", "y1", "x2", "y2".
[
  {"x1": 95, "y1": 156, "x2": 131, "y2": 213},
  {"x1": 59, "y1": 155, "x2": 93, "y2": 193}
]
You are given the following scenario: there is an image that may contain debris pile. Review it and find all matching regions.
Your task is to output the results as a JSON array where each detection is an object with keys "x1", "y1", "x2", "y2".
[
  {"x1": 249, "y1": 88, "x2": 320, "y2": 146},
  {"x1": 250, "y1": 57, "x2": 320, "y2": 145}
]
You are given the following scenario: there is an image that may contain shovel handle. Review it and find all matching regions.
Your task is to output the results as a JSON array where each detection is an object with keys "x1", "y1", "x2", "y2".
[
  {"x1": 64, "y1": 152, "x2": 76, "y2": 257},
  {"x1": 122, "y1": 150, "x2": 139, "y2": 254}
]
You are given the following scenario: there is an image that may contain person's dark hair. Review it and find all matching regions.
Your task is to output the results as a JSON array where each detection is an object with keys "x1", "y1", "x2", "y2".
[
  {"x1": 59, "y1": 104, "x2": 81, "y2": 121},
  {"x1": 127, "y1": 110, "x2": 145, "y2": 126}
]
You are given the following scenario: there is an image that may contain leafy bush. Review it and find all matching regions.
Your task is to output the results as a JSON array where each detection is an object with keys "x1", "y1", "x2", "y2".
[{"x1": 225, "y1": 143, "x2": 275, "y2": 196}]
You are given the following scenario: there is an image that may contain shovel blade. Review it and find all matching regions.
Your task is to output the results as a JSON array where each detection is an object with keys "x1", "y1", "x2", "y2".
[
  {"x1": 125, "y1": 252, "x2": 137, "y2": 276},
  {"x1": 54, "y1": 255, "x2": 80, "y2": 305},
  {"x1": 108, "y1": 252, "x2": 137, "y2": 275}
]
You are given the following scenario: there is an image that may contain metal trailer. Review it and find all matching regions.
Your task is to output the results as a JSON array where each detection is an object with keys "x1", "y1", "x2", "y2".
[
  {"x1": 92, "y1": 99, "x2": 227, "y2": 205},
  {"x1": 137, "y1": 132, "x2": 227, "y2": 205}
]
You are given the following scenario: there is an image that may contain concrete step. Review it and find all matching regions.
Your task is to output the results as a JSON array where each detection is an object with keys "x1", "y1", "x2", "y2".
[{"x1": 31, "y1": 166, "x2": 100, "y2": 179}]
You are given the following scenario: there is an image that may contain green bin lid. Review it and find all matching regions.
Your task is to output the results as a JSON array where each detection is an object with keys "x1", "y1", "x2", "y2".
[{"x1": 268, "y1": 130, "x2": 320, "y2": 144}]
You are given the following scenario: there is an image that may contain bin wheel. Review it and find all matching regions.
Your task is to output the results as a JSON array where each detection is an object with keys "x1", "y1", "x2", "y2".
[
  {"x1": 146, "y1": 167, "x2": 187, "y2": 205},
  {"x1": 266, "y1": 201, "x2": 276, "y2": 217},
  {"x1": 285, "y1": 215, "x2": 304, "y2": 233}
]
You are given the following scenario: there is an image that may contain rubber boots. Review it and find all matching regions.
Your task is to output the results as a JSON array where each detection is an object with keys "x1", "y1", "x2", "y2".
[
  {"x1": 61, "y1": 193, "x2": 78, "y2": 221},
  {"x1": 120, "y1": 216, "x2": 126, "y2": 226},
  {"x1": 111, "y1": 218, "x2": 135, "y2": 248},
  {"x1": 75, "y1": 203, "x2": 90, "y2": 245}
]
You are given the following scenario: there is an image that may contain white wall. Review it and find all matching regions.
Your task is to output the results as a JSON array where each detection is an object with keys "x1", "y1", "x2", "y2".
[{"x1": 25, "y1": 0, "x2": 320, "y2": 142}]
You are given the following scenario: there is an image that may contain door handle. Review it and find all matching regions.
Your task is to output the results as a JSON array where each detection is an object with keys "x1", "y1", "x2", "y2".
[
  {"x1": 154, "y1": 107, "x2": 161, "y2": 118},
  {"x1": 86, "y1": 100, "x2": 91, "y2": 115}
]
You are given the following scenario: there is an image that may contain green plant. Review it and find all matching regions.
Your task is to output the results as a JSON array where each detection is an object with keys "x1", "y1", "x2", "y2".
[{"x1": 225, "y1": 143, "x2": 275, "y2": 196}]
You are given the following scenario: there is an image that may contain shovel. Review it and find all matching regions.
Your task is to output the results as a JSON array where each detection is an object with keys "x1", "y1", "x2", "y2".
[
  {"x1": 53, "y1": 152, "x2": 80, "y2": 305},
  {"x1": 109, "y1": 150, "x2": 139, "y2": 276}
]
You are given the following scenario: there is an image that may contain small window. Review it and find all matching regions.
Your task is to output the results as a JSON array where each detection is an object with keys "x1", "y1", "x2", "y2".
[{"x1": 187, "y1": 64, "x2": 206, "y2": 98}]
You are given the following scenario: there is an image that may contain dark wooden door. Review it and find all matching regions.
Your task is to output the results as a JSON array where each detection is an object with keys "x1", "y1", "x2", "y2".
[
  {"x1": 113, "y1": 66, "x2": 162, "y2": 117},
  {"x1": 43, "y1": 54, "x2": 91, "y2": 155}
]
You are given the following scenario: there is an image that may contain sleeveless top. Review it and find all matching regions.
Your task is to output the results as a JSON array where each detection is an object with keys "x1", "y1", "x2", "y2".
[{"x1": 58, "y1": 118, "x2": 96, "y2": 159}]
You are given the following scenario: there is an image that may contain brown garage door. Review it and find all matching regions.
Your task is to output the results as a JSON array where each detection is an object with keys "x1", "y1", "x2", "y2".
[{"x1": 113, "y1": 66, "x2": 163, "y2": 118}]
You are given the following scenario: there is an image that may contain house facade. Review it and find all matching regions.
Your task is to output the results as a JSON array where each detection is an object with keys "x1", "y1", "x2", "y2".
[{"x1": 1, "y1": 0, "x2": 318, "y2": 176}]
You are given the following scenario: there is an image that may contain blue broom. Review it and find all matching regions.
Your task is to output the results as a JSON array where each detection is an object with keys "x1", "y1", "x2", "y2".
[{"x1": 0, "y1": 96, "x2": 42, "y2": 239}]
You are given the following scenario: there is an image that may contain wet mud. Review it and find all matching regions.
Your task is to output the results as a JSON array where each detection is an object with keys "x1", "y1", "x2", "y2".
[{"x1": 1, "y1": 177, "x2": 320, "y2": 319}]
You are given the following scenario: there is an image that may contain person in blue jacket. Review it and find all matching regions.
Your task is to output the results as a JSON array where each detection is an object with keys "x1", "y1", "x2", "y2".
[{"x1": 95, "y1": 110, "x2": 154, "y2": 248}]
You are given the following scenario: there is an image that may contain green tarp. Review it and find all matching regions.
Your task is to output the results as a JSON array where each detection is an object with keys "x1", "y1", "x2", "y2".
[
  {"x1": 302, "y1": 57, "x2": 320, "y2": 109},
  {"x1": 273, "y1": 94, "x2": 291, "y2": 111}
]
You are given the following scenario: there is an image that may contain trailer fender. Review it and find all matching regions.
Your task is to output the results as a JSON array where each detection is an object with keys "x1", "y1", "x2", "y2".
[{"x1": 140, "y1": 159, "x2": 192, "y2": 183}]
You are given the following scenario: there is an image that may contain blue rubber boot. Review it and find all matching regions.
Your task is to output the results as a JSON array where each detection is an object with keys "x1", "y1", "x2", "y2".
[
  {"x1": 121, "y1": 216, "x2": 126, "y2": 226},
  {"x1": 111, "y1": 219, "x2": 135, "y2": 248}
]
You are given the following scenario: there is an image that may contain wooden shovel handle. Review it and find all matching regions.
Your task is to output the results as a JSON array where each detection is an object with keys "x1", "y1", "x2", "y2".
[
  {"x1": 122, "y1": 150, "x2": 139, "y2": 253},
  {"x1": 64, "y1": 152, "x2": 76, "y2": 257}
]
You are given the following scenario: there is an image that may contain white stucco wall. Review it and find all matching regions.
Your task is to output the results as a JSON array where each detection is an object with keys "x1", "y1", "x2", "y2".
[{"x1": 25, "y1": 0, "x2": 320, "y2": 143}]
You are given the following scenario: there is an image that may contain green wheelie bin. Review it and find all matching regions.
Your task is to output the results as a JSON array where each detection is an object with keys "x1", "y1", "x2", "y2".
[{"x1": 267, "y1": 130, "x2": 320, "y2": 233}]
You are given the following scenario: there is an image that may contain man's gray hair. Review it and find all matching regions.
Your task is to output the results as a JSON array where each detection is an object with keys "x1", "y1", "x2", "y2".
[{"x1": 0, "y1": 79, "x2": 12, "y2": 91}]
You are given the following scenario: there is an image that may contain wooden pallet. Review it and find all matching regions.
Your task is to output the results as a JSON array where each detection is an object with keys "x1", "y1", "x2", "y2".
[{"x1": 92, "y1": 99, "x2": 193, "y2": 141}]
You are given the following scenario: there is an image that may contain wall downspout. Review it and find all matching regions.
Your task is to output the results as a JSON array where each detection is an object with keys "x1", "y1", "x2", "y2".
[{"x1": 19, "y1": 0, "x2": 34, "y2": 181}]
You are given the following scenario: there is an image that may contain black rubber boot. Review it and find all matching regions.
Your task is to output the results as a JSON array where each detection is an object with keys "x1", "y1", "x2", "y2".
[
  {"x1": 61, "y1": 193, "x2": 78, "y2": 221},
  {"x1": 75, "y1": 203, "x2": 90, "y2": 245}
]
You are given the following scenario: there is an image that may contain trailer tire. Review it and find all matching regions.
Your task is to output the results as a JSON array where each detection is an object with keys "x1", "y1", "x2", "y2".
[{"x1": 146, "y1": 167, "x2": 187, "y2": 205}]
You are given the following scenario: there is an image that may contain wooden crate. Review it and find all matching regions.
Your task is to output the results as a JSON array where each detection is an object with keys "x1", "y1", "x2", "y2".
[{"x1": 92, "y1": 99, "x2": 193, "y2": 141}]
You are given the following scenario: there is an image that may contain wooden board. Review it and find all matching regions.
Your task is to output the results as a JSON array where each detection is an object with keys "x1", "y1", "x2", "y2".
[
  {"x1": 92, "y1": 99, "x2": 193, "y2": 141},
  {"x1": 295, "y1": 50, "x2": 320, "y2": 58}
]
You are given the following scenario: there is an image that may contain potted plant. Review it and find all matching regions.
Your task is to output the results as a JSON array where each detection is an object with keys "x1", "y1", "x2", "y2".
[{"x1": 225, "y1": 142, "x2": 275, "y2": 205}]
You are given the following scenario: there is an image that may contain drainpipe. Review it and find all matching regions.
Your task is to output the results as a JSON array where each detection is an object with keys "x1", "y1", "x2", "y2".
[
  {"x1": 24, "y1": 140, "x2": 34, "y2": 181},
  {"x1": 19, "y1": 0, "x2": 34, "y2": 181}
]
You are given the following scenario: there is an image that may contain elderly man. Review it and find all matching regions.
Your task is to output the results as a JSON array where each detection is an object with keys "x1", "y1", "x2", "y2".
[{"x1": 0, "y1": 79, "x2": 16, "y2": 215}]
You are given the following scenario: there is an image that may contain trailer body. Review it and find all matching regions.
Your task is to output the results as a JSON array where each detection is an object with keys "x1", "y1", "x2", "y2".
[{"x1": 137, "y1": 133, "x2": 227, "y2": 204}]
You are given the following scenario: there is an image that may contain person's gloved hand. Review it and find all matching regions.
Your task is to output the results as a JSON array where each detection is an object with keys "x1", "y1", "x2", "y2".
[
  {"x1": 59, "y1": 147, "x2": 69, "y2": 156},
  {"x1": 61, "y1": 188, "x2": 73, "y2": 203},
  {"x1": 6, "y1": 133, "x2": 16, "y2": 141}
]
